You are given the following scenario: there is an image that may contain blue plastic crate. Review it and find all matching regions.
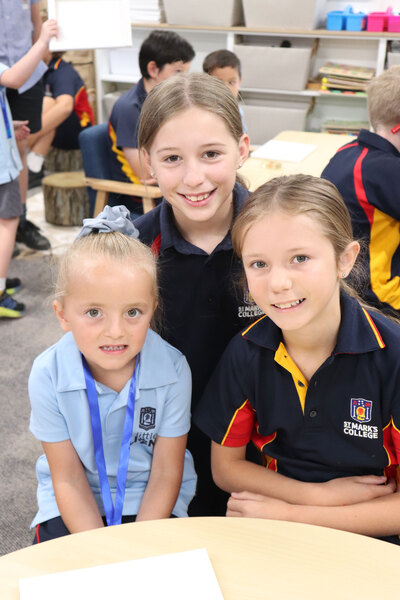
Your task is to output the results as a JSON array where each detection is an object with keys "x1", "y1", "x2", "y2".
[{"x1": 326, "y1": 5, "x2": 366, "y2": 31}]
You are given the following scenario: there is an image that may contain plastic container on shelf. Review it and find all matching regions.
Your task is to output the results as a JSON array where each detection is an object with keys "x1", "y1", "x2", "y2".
[
  {"x1": 367, "y1": 7, "x2": 392, "y2": 32},
  {"x1": 163, "y1": 0, "x2": 243, "y2": 26},
  {"x1": 242, "y1": 0, "x2": 326, "y2": 30},
  {"x1": 388, "y1": 13, "x2": 400, "y2": 32},
  {"x1": 326, "y1": 6, "x2": 366, "y2": 31}
]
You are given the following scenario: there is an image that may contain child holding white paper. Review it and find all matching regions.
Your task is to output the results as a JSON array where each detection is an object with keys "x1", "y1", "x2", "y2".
[{"x1": 29, "y1": 206, "x2": 196, "y2": 543}]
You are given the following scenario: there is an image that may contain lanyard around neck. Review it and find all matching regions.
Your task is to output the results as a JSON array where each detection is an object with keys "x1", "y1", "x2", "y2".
[
  {"x1": 0, "y1": 90, "x2": 12, "y2": 139},
  {"x1": 82, "y1": 355, "x2": 139, "y2": 526}
]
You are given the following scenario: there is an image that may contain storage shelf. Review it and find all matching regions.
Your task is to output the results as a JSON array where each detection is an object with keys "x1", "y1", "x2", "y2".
[
  {"x1": 130, "y1": 21, "x2": 400, "y2": 40},
  {"x1": 241, "y1": 87, "x2": 367, "y2": 99}
]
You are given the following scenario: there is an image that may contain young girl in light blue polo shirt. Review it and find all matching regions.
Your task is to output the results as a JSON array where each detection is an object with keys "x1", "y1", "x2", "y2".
[{"x1": 29, "y1": 205, "x2": 196, "y2": 543}]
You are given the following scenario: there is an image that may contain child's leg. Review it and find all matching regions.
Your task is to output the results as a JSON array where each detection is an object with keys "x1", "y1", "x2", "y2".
[
  {"x1": 27, "y1": 97, "x2": 57, "y2": 170},
  {"x1": 0, "y1": 180, "x2": 25, "y2": 317}
]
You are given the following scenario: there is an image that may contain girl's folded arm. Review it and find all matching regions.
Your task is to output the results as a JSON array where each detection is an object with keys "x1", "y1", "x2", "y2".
[
  {"x1": 42, "y1": 440, "x2": 104, "y2": 533},
  {"x1": 135, "y1": 434, "x2": 187, "y2": 521},
  {"x1": 212, "y1": 442, "x2": 396, "y2": 507},
  {"x1": 227, "y1": 488, "x2": 400, "y2": 538}
]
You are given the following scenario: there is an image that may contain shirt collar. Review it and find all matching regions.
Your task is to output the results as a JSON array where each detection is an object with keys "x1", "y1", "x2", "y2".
[
  {"x1": 358, "y1": 129, "x2": 400, "y2": 157},
  {"x1": 55, "y1": 329, "x2": 178, "y2": 393},
  {"x1": 241, "y1": 292, "x2": 385, "y2": 355},
  {"x1": 158, "y1": 182, "x2": 249, "y2": 255}
]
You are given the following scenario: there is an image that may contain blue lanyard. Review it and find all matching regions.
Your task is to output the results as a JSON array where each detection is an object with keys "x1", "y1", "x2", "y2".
[
  {"x1": 82, "y1": 355, "x2": 139, "y2": 526},
  {"x1": 0, "y1": 90, "x2": 12, "y2": 139}
]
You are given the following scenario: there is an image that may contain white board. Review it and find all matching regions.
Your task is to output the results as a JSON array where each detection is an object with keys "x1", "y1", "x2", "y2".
[{"x1": 48, "y1": 0, "x2": 132, "y2": 50}]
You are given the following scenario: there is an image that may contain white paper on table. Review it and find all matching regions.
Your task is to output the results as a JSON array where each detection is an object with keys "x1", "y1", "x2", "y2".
[
  {"x1": 19, "y1": 547, "x2": 225, "y2": 600},
  {"x1": 48, "y1": 0, "x2": 132, "y2": 51},
  {"x1": 251, "y1": 140, "x2": 317, "y2": 163}
]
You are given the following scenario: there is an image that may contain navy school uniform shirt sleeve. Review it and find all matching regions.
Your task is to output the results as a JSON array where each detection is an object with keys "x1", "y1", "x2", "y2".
[
  {"x1": 108, "y1": 78, "x2": 146, "y2": 150},
  {"x1": 44, "y1": 58, "x2": 83, "y2": 99},
  {"x1": 194, "y1": 292, "x2": 400, "y2": 483}
]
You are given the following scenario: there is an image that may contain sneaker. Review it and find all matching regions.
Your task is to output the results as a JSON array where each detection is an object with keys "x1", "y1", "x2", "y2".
[
  {"x1": 5, "y1": 277, "x2": 21, "y2": 295},
  {"x1": 0, "y1": 290, "x2": 25, "y2": 318},
  {"x1": 16, "y1": 219, "x2": 51, "y2": 251}
]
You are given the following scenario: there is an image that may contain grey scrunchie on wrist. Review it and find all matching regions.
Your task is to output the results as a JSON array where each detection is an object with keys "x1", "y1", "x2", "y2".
[{"x1": 76, "y1": 205, "x2": 139, "y2": 239}]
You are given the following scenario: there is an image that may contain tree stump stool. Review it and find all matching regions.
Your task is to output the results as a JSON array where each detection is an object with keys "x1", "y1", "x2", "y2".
[
  {"x1": 43, "y1": 171, "x2": 90, "y2": 226},
  {"x1": 44, "y1": 147, "x2": 83, "y2": 173}
]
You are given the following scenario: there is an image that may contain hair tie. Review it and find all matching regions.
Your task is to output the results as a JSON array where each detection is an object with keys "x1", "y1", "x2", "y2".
[{"x1": 76, "y1": 205, "x2": 139, "y2": 239}]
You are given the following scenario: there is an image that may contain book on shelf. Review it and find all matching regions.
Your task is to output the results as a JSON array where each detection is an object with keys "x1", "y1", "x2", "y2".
[
  {"x1": 321, "y1": 119, "x2": 369, "y2": 135},
  {"x1": 318, "y1": 62, "x2": 375, "y2": 92}
]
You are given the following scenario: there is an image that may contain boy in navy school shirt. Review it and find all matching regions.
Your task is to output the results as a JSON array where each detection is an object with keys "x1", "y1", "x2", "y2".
[
  {"x1": 0, "y1": 19, "x2": 58, "y2": 318},
  {"x1": 322, "y1": 65, "x2": 400, "y2": 316},
  {"x1": 107, "y1": 30, "x2": 194, "y2": 213}
]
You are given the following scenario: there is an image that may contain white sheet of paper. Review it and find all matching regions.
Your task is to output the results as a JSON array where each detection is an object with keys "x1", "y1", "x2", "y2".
[
  {"x1": 48, "y1": 0, "x2": 132, "y2": 50},
  {"x1": 251, "y1": 140, "x2": 317, "y2": 163},
  {"x1": 19, "y1": 547, "x2": 225, "y2": 600}
]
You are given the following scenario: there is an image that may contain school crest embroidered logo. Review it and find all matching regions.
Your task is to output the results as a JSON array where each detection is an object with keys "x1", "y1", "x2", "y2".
[
  {"x1": 139, "y1": 407, "x2": 156, "y2": 430},
  {"x1": 350, "y1": 398, "x2": 372, "y2": 423}
]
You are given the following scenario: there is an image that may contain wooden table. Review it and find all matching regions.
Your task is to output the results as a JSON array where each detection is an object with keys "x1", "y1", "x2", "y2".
[
  {"x1": 240, "y1": 130, "x2": 356, "y2": 191},
  {"x1": 1, "y1": 517, "x2": 398, "y2": 599}
]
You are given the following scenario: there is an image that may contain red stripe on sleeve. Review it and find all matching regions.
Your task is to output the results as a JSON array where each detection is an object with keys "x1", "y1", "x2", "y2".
[
  {"x1": 222, "y1": 399, "x2": 255, "y2": 447},
  {"x1": 151, "y1": 234, "x2": 161, "y2": 257},
  {"x1": 353, "y1": 147, "x2": 375, "y2": 226}
]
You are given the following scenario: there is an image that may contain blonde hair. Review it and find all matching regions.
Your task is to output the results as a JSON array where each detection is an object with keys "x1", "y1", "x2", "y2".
[
  {"x1": 368, "y1": 65, "x2": 400, "y2": 131},
  {"x1": 138, "y1": 72, "x2": 244, "y2": 151},
  {"x1": 55, "y1": 231, "x2": 159, "y2": 308},
  {"x1": 232, "y1": 174, "x2": 363, "y2": 299}
]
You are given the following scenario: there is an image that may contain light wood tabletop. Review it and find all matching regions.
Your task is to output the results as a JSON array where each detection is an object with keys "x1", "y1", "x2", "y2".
[
  {"x1": 1, "y1": 517, "x2": 398, "y2": 599},
  {"x1": 240, "y1": 130, "x2": 356, "y2": 191}
]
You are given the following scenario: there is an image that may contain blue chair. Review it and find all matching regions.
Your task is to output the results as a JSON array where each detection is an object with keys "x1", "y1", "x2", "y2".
[{"x1": 79, "y1": 123, "x2": 161, "y2": 216}]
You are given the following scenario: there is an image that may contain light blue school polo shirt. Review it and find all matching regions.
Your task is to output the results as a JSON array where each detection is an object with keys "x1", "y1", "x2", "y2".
[
  {"x1": 0, "y1": 64, "x2": 22, "y2": 184},
  {"x1": 0, "y1": 0, "x2": 40, "y2": 67},
  {"x1": 29, "y1": 329, "x2": 197, "y2": 527}
]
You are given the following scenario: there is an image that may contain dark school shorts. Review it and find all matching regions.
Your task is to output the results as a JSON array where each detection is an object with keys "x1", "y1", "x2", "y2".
[
  {"x1": 0, "y1": 178, "x2": 22, "y2": 219},
  {"x1": 6, "y1": 79, "x2": 44, "y2": 134},
  {"x1": 33, "y1": 513, "x2": 177, "y2": 544}
]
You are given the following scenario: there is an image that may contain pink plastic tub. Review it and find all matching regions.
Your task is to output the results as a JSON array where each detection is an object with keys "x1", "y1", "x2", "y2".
[
  {"x1": 367, "y1": 7, "x2": 392, "y2": 31},
  {"x1": 388, "y1": 14, "x2": 400, "y2": 32}
]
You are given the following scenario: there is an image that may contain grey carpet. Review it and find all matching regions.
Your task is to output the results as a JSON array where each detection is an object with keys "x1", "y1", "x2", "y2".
[{"x1": 0, "y1": 253, "x2": 62, "y2": 555}]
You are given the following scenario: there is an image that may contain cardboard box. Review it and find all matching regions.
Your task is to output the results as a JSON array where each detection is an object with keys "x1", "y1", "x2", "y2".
[
  {"x1": 164, "y1": 0, "x2": 243, "y2": 26},
  {"x1": 241, "y1": 100, "x2": 310, "y2": 145},
  {"x1": 242, "y1": 0, "x2": 326, "y2": 30},
  {"x1": 235, "y1": 43, "x2": 313, "y2": 91}
]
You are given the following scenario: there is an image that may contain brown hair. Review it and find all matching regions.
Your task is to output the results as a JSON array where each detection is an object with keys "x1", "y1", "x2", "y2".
[
  {"x1": 55, "y1": 232, "x2": 160, "y2": 327},
  {"x1": 203, "y1": 49, "x2": 242, "y2": 78},
  {"x1": 368, "y1": 65, "x2": 400, "y2": 131},
  {"x1": 232, "y1": 174, "x2": 363, "y2": 299},
  {"x1": 138, "y1": 72, "x2": 244, "y2": 151}
]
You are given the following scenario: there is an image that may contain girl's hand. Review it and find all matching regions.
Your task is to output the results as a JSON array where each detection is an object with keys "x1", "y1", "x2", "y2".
[
  {"x1": 227, "y1": 491, "x2": 291, "y2": 520},
  {"x1": 39, "y1": 19, "x2": 58, "y2": 46},
  {"x1": 317, "y1": 475, "x2": 396, "y2": 506},
  {"x1": 13, "y1": 120, "x2": 30, "y2": 141}
]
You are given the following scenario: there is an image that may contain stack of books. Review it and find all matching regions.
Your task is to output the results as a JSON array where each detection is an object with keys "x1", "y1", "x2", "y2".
[
  {"x1": 321, "y1": 119, "x2": 369, "y2": 135},
  {"x1": 130, "y1": 0, "x2": 165, "y2": 23},
  {"x1": 318, "y1": 62, "x2": 375, "y2": 93}
]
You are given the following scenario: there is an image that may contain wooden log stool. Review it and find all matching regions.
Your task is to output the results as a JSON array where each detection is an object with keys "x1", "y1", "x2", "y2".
[
  {"x1": 44, "y1": 147, "x2": 83, "y2": 173},
  {"x1": 43, "y1": 171, "x2": 90, "y2": 226}
]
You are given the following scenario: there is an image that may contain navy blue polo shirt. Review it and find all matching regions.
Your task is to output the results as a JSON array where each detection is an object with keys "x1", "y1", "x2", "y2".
[
  {"x1": 135, "y1": 183, "x2": 258, "y2": 409},
  {"x1": 44, "y1": 58, "x2": 94, "y2": 150},
  {"x1": 321, "y1": 130, "x2": 400, "y2": 314},
  {"x1": 108, "y1": 78, "x2": 147, "y2": 185},
  {"x1": 135, "y1": 183, "x2": 262, "y2": 516},
  {"x1": 195, "y1": 291, "x2": 400, "y2": 482}
]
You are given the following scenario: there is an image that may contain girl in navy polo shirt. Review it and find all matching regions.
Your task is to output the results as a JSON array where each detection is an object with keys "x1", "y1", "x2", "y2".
[
  {"x1": 195, "y1": 174, "x2": 400, "y2": 543},
  {"x1": 29, "y1": 206, "x2": 196, "y2": 543},
  {"x1": 134, "y1": 73, "x2": 256, "y2": 517}
]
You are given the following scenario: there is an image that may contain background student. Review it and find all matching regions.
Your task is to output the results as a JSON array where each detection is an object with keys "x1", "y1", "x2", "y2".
[
  {"x1": 29, "y1": 206, "x2": 196, "y2": 543},
  {"x1": 0, "y1": 18, "x2": 58, "y2": 319},
  {"x1": 27, "y1": 49, "x2": 95, "y2": 186},
  {"x1": 135, "y1": 73, "x2": 260, "y2": 516},
  {"x1": 202, "y1": 49, "x2": 247, "y2": 133},
  {"x1": 195, "y1": 174, "x2": 400, "y2": 544},
  {"x1": 322, "y1": 65, "x2": 400, "y2": 317},
  {"x1": 0, "y1": 0, "x2": 50, "y2": 251},
  {"x1": 108, "y1": 30, "x2": 194, "y2": 213}
]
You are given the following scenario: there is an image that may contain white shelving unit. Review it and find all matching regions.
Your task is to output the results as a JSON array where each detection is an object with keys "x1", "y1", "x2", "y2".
[{"x1": 95, "y1": 22, "x2": 400, "y2": 137}]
